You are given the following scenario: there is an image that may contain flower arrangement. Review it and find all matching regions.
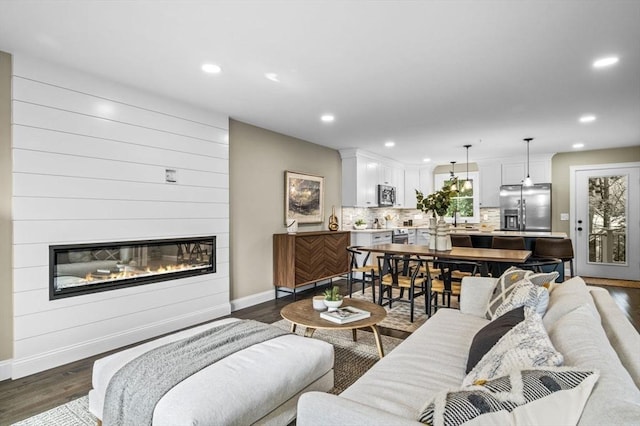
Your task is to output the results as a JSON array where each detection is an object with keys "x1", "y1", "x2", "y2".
[{"x1": 415, "y1": 185, "x2": 455, "y2": 217}]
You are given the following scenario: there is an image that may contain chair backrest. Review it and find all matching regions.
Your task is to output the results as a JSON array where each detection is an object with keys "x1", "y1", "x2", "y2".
[
  {"x1": 492, "y1": 236, "x2": 526, "y2": 250},
  {"x1": 433, "y1": 259, "x2": 481, "y2": 290},
  {"x1": 377, "y1": 255, "x2": 423, "y2": 285},
  {"x1": 347, "y1": 246, "x2": 370, "y2": 269},
  {"x1": 451, "y1": 235, "x2": 473, "y2": 247},
  {"x1": 534, "y1": 238, "x2": 574, "y2": 260}
]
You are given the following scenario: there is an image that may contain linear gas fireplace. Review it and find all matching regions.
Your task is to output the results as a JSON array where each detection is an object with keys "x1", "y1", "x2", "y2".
[{"x1": 50, "y1": 236, "x2": 215, "y2": 300}]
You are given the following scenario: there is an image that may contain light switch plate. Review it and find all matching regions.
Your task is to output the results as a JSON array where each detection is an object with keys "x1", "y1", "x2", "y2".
[
  {"x1": 560, "y1": 213, "x2": 569, "y2": 221},
  {"x1": 165, "y1": 169, "x2": 177, "y2": 183}
]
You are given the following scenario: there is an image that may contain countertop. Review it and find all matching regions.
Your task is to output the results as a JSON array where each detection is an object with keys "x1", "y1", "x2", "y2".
[{"x1": 349, "y1": 227, "x2": 567, "y2": 238}]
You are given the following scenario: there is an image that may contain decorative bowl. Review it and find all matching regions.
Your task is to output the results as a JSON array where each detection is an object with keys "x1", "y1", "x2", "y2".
[
  {"x1": 323, "y1": 298, "x2": 343, "y2": 311},
  {"x1": 354, "y1": 224, "x2": 367, "y2": 230},
  {"x1": 312, "y1": 296, "x2": 327, "y2": 311}
]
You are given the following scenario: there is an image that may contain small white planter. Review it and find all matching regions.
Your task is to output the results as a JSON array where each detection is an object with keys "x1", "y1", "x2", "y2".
[{"x1": 323, "y1": 299, "x2": 343, "y2": 311}]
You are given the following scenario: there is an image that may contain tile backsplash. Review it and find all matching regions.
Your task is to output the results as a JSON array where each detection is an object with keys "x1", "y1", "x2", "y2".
[{"x1": 341, "y1": 207, "x2": 500, "y2": 230}]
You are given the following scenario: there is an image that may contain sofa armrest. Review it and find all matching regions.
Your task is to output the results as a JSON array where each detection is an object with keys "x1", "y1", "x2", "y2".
[
  {"x1": 297, "y1": 392, "x2": 421, "y2": 426},
  {"x1": 460, "y1": 276, "x2": 497, "y2": 318}
]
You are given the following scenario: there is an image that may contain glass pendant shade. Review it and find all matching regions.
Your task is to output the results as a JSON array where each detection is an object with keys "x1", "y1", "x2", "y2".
[
  {"x1": 450, "y1": 161, "x2": 457, "y2": 191},
  {"x1": 463, "y1": 144, "x2": 473, "y2": 190},
  {"x1": 523, "y1": 138, "x2": 533, "y2": 187}
]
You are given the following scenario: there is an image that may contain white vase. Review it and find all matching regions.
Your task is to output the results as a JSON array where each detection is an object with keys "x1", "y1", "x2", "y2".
[
  {"x1": 428, "y1": 216, "x2": 437, "y2": 250},
  {"x1": 436, "y1": 217, "x2": 451, "y2": 251}
]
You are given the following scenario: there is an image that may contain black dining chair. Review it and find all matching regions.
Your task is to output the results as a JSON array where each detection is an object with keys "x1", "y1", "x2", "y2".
[
  {"x1": 346, "y1": 246, "x2": 378, "y2": 302},
  {"x1": 377, "y1": 255, "x2": 427, "y2": 322},
  {"x1": 429, "y1": 259, "x2": 481, "y2": 314}
]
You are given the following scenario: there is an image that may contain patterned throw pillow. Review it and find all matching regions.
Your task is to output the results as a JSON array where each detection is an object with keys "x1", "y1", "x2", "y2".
[
  {"x1": 466, "y1": 306, "x2": 525, "y2": 374},
  {"x1": 485, "y1": 267, "x2": 530, "y2": 319},
  {"x1": 492, "y1": 279, "x2": 549, "y2": 320},
  {"x1": 525, "y1": 271, "x2": 559, "y2": 287},
  {"x1": 418, "y1": 367, "x2": 599, "y2": 426},
  {"x1": 462, "y1": 313, "x2": 563, "y2": 387}
]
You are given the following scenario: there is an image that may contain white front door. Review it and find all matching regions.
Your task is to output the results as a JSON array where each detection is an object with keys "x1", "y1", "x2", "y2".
[{"x1": 572, "y1": 163, "x2": 640, "y2": 280}]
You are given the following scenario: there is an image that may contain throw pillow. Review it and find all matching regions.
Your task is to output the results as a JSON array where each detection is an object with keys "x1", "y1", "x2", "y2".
[
  {"x1": 525, "y1": 271, "x2": 559, "y2": 287},
  {"x1": 492, "y1": 279, "x2": 549, "y2": 320},
  {"x1": 462, "y1": 313, "x2": 563, "y2": 387},
  {"x1": 466, "y1": 306, "x2": 525, "y2": 373},
  {"x1": 485, "y1": 267, "x2": 530, "y2": 319},
  {"x1": 418, "y1": 367, "x2": 599, "y2": 426}
]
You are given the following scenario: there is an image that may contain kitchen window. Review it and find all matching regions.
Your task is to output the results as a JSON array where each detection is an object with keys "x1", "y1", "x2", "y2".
[{"x1": 435, "y1": 171, "x2": 480, "y2": 224}]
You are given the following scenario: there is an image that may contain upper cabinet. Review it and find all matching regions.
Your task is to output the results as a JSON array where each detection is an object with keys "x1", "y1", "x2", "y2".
[
  {"x1": 477, "y1": 160, "x2": 502, "y2": 207},
  {"x1": 501, "y1": 155, "x2": 552, "y2": 185},
  {"x1": 340, "y1": 149, "x2": 406, "y2": 207}
]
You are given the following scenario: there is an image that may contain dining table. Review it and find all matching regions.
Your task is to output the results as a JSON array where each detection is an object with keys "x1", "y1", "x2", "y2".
[{"x1": 357, "y1": 243, "x2": 532, "y2": 277}]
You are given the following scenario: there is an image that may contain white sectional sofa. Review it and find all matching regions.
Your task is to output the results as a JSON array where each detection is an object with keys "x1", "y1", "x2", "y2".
[{"x1": 297, "y1": 276, "x2": 640, "y2": 425}]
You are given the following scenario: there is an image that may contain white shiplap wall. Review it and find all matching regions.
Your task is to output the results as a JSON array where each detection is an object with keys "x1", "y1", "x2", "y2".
[{"x1": 11, "y1": 56, "x2": 230, "y2": 378}]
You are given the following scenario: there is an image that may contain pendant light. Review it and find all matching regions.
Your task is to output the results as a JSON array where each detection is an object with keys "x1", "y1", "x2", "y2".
[
  {"x1": 463, "y1": 144, "x2": 473, "y2": 190},
  {"x1": 449, "y1": 161, "x2": 458, "y2": 191},
  {"x1": 523, "y1": 137, "x2": 533, "y2": 187}
]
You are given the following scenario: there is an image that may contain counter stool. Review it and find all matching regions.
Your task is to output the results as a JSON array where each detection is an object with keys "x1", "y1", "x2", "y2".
[{"x1": 532, "y1": 238, "x2": 575, "y2": 279}]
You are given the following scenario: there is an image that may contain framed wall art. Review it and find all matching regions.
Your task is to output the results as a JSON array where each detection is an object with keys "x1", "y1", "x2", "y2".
[{"x1": 285, "y1": 171, "x2": 324, "y2": 224}]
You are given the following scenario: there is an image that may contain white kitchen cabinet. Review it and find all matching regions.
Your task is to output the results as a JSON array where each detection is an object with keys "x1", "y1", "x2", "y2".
[
  {"x1": 404, "y1": 167, "x2": 420, "y2": 208},
  {"x1": 340, "y1": 149, "x2": 405, "y2": 207},
  {"x1": 351, "y1": 231, "x2": 392, "y2": 265},
  {"x1": 478, "y1": 160, "x2": 502, "y2": 207},
  {"x1": 415, "y1": 228, "x2": 430, "y2": 246},
  {"x1": 501, "y1": 156, "x2": 552, "y2": 185},
  {"x1": 407, "y1": 229, "x2": 416, "y2": 244}
]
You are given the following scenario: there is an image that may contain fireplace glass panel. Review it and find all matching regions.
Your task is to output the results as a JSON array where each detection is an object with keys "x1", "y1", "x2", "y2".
[{"x1": 50, "y1": 236, "x2": 215, "y2": 299}]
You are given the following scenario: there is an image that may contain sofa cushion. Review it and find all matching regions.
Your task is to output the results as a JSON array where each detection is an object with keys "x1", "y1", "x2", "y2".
[
  {"x1": 492, "y1": 279, "x2": 549, "y2": 319},
  {"x1": 418, "y1": 367, "x2": 599, "y2": 426},
  {"x1": 543, "y1": 276, "x2": 600, "y2": 330},
  {"x1": 485, "y1": 267, "x2": 529, "y2": 319},
  {"x1": 460, "y1": 277, "x2": 499, "y2": 318},
  {"x1": 463, "y1": 313, "x2": 563, "y2": 387},
  {"x1": 339, "y1": 309, "x2": 488, "y2": 419},
  {"x1": 466, "y1": 306, "x2": 525, "y2": 374},
  {"x1": 547, "y1": 304, "x2": 640, "y2": 425}
]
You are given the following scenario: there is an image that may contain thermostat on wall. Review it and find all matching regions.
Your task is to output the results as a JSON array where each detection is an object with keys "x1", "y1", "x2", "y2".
[{"x1": 165, "y1": 169, "x2": 177, "y2": 183}]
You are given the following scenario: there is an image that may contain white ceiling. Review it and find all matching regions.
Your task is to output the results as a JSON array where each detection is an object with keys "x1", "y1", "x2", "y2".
[{"x1": 0, "y1": 0, "x2": 638, "y2": 165}]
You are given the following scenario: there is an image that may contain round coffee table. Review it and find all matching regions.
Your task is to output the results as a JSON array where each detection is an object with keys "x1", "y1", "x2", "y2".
[{"x1": 280, "y1": 298, "x2": 387, "y2": 358}]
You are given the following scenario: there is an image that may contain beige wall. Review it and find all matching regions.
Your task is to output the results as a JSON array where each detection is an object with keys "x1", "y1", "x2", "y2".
[
  {"x1": 552, "y1": 146, "x2": 640, "y2": 235},
  {"x1": 0, "y1": 51, "x2": 12, "y2": 361},
  {"x1": 229, "y1": 120, "x2": 342, "y2": 300}
]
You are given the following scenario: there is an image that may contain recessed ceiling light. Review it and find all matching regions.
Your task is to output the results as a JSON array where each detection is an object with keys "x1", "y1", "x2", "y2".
[
  {"x1": 385, "y1": 141, "x2": 395, "y2": 147},
  {"x1": 572, "y1": 142, "x2": 585, "y2": 149},
  {"x1": 593, "y1": 56, "x2": 619, "y2": 68},
  {"x1": 320, "y1": 114, "x2": 335, "y2": 123},
  {"x1": 423, "y1": 158, "x2": 431, "y2": 163},
  {"x1": 265, "y1": 73, "x2": 279, "y2": 82},
  {"x1": 579, "y1": 115, "x2": 596, "y2": 123},
  {"x1": 202, "y1": 63, "x2": 222, "y2": 74}
]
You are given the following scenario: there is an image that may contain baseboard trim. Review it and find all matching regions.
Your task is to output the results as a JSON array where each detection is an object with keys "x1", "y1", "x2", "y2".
[
  {"x1": 231, "y1": 279, "x2": 338, "y2": 312},
  {"x1": 11, "y1": 304, "x2": 230, "y2": 379},
  {"x1": 0, "y1": 358, "x2": 12, "y2": 381},
  {"x1": 231, "y1": 289, "x2": 274, "y2": 311}
]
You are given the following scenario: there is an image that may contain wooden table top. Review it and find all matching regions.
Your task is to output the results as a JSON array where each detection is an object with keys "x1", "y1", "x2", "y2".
[
  {"x1": 357, "y1": 244, "x2": 532, "y2": 263},
  {"x1": 280, "y1": 298, "x2": 387, "y2": 331}
]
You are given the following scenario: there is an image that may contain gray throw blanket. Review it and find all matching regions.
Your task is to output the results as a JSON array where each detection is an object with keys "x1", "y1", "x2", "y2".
[{"x1": 103, "y1": 320, "x2": 288, "y2": 426}]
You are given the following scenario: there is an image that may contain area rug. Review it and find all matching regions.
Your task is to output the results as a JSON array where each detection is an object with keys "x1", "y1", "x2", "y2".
[
  {"x1": 582, "y1": 276, "x2": 640, "y2": 289},
  {"x1": 12, "y1": 321, "x2": 403, "y2": 425},
  {"x1": 348, "y1": 287, "x2": 458, "y2": 333}
]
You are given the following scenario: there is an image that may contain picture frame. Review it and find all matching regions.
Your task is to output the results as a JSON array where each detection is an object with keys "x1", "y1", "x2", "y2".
[{"x1": 285, "y1": 171, "x2": 324, "y2": 224}]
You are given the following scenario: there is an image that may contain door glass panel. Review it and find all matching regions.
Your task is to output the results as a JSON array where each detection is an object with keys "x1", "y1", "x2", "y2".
[{"x1": 588, "y1": 175, "x2": 627, "y2": 264}]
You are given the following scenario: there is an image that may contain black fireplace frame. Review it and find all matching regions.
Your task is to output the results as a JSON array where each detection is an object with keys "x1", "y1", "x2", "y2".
[{"x1": 49, "y1": 236, "x2": 216, "y2": 300}]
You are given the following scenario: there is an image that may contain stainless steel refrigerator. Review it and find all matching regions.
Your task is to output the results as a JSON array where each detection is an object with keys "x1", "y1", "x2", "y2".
[{"x1": 500, "y1": 183, "x2": 551, "y2": 232}]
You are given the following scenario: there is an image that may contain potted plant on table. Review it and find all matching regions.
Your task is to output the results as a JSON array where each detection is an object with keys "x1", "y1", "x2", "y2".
[
  {"x1": 415, "y1": 186, "x2": 454, "y2": 219},
  {"x1": 323, "y1": 286, "x2": 343, "y2": 311}
]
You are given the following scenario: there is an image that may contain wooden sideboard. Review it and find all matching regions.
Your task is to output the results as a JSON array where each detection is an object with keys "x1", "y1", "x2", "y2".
[{"x1": 273, "y1": 230, "x2": 350, "y2": 298}]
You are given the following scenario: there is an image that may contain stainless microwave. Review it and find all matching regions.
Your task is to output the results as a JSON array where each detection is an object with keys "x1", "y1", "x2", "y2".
[{"x1": 377, "y1": 184, "x2": 396, "y2": 206}]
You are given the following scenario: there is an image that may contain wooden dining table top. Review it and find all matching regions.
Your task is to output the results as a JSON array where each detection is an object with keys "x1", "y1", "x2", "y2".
[{"x1": 357, "y1": 244, "x2": 532, "y2": 263}]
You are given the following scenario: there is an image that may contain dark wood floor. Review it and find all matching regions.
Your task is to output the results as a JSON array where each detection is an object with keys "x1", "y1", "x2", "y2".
[{"x1": 0, "y1": 280, "x2": 638, "y2": 425}]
